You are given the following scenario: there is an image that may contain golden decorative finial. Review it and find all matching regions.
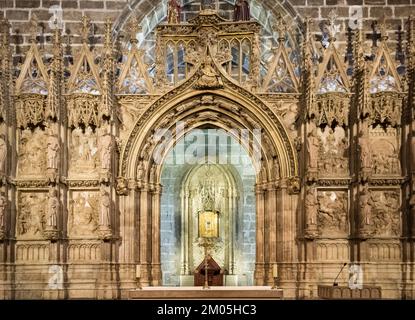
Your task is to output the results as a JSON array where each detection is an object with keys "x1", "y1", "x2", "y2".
[
  {"x1": 274, "y1": 12, "x2": 287, "y2": 43},
  {"x1": 80, "y1": 15, "x2": 91, "y2": 44},
  {"x1": 29, "y1": 14, "x2": 39, "y2": 43},
  {"x1": 126, "y1": 15, "x2": 142, "y2": 45}
]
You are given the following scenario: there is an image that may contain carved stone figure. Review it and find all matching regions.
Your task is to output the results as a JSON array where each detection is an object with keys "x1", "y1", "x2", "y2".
[
  {"x1": 99, "y1": 130, "x2": 113, "y2": 171},
  {"x1": 116, "y1": 177, "x2": 129, "y2": 196},
  {"x1": 273, "y1": 157, "x2": 280, "y2": 180},
  {"x1": 46, "y1": 188, "x2": 59, "y2": 229},
  {"x1": 100, "y1": 188, "x2": 111, "y2": 228},
  {"x1": 358, "y1": 130, "x2": 371, "y2": 169},
  {"x1": 0, "y1": 134, "x2": 6, "y2": 174},
  {"x1": 137, "y1": 161, "x2": 144, "y2": 181},
  {"x1": 306, "y1": 127, "x2": 320, "y2": 170},
  {"x1": 234, "y1": 0, "x2": 250, "y2": 21},
  {"x1": 46, "y1": 134, "x2": 60, "y2": 170},
  {"x1": 305, "y1": 188, "x2": 318, "y2": 227},
  {"x1": 168, "y1": 0, "x2": 181, "y2": 24},
  {"x1": 0, "y1": 193, "x2": 6, "y2": 229},
  {"x1": 359, "y1": 185, "x2": 372, "y2": 228}
]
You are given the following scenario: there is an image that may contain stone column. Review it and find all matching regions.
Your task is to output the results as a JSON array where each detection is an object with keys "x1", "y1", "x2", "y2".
[
  {"x1": 266, "y1": 183, "x2": 277, "y2": 284},
  {"x1": 139, "y1": 185, "x2": 150, "y2": 285},
  {"x1": 254, "y1": 184, "x2": 265, "y2": 285},
  {"x1": 151, "y1": 184, "x2": 162, "y2": 286}
]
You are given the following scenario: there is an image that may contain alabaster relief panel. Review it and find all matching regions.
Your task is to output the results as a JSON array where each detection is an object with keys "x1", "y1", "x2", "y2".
[
  {"x1": 17, "y1": 192, "x2": 48, "y2": 239},
  {"x1": 17, "y1": 128, "x2": 47, "y2": 178},
  {"x1": 369, "y1": 127, "x2": 401, "y2": 176},
  {"x1": 68, "y1": 128, "x2": 100, "y2": 178},
  {"x1": 362, "y1": 190, "x2": 401, "y2": 237},
  {"x1": 317, "y1": 127, "x2": 349, "y2": 177},
  {"x1": 68, "y1": 191, "x2": 99, "y2": 237},
  {"x1": 317, "y1": 190, "x2": 348, "y2": 237}
]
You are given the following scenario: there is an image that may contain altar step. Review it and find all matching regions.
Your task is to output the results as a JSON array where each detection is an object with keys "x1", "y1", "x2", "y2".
[{"x1": 129, "y1": 286, "x2": 283, "y2": 300}]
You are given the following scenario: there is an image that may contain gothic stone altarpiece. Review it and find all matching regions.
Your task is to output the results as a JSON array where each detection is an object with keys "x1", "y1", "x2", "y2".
[{"x1": 0, "y1": 4, "x2": 415, "y2": 300}]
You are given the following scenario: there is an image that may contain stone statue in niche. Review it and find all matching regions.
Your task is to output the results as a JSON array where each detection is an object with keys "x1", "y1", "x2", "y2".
[
  {"x1": 359, "y1": 185, "x2": 372, "y2": 232},
  {"x1": 317, "y1": 191, "x2": 348, "y2": 236},
  {"x1": 167, "y1": 0, "x2": 181, "y2": 24},
  {"x1": 98, "y1": 128, "x2": 113, "y2": 171},
  {"x1": 305, "y1": 188, "x2": 318, "y2": 229},
  {"x1": 272, "y1": 157, "x2": 281, "y2": 180},
  {"x1": 18, "y1": 193, "x2": 47, "y2": 238},
  {"x1": 46, "y1": 132, "x2": 60, "y2": 170},
  {"x1": 137, "y1": 160, "x2": 145, "y2": 181},
  {"x1": 46, "y1": 188, "x2": 59, "y2": 230},
  {"x1": 234, "y1": 0, "x2": 250, "y2": 21},
  {"x1": 0, "y1": 134, "x2": 6, "y2": 175},
  {"x1": 99, "y1": 187, "x2": 111, "y2": 229},
  {"x1": 0, "y1": 192, "x2": 6, "y2": 230},
  {"x1": 306, "y1": 127, "x2": 320, "y2": 171},
  {"x1": 70, "y1": 127, "x2": 99, "y2": 176},
  {"x1": 358, "y1": 129, "x2": 371, "y2": 170},
  {"x1": 69, "y1": 192, "x2": 99, "y2": 237},
  {"x1": 18, "y1": 129, "x2": 47, "y2": 177}
]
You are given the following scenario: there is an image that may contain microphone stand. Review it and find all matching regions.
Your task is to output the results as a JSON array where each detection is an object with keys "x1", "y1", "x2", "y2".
[{"x1": 333, "y1": 263, "x2": 348, "y2": 287}]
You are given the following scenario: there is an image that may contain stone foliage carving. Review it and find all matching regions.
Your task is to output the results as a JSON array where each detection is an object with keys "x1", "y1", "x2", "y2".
[
  {"x1": 69, "y1": 192, "x2": 99, "y2": 237},
  {"x1": 18, "y1": 192, "x2": 47, "y2": 238},
  {"x1": 317, "y1": 191, "x2": 348, "y2": 236},
  {"x1": 18, "y1": 128, "x2": 46, "y2": 177},
  {"x1": 69, "y1": 128, "x2": 99, "y2": 177}
]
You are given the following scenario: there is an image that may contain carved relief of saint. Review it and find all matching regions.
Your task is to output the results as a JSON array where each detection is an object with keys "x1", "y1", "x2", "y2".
[
  {"x1": 359, "y1": 185, "x2": 372, "y2": 227},
  {"x1": 234, "y1": 0, "x2": 250, "y2": 21},
  {"x1": 306, "y1": 127, "x2": 320, "y2": 170},
  {"x1": 305, "y1": 188, "x2": 318, "y2": 227},
  {"x1": 47, "y1": 188, "x2": 59, "y2": 229},
  {"x1": 99, "y1": 131, "x2": 113, "y2": 170},
  {"x1": 47, "y1": 134, "x2": 60, "y2": 170},
  {"x1": 0, "y1": 193, "x2": 6, "y2": 229},
  {"x1": 0, "y1": 135, "x2": 6, "y2": 174},
  {"x1": 168, "y1": 0, "x2": 181, "y2": 24},
  {"x1": 358, "y1": 130, "x2": 371, "y2": 169},
  {"x1": 100, "y1": 188, "x2": 111, "y2": 228}
]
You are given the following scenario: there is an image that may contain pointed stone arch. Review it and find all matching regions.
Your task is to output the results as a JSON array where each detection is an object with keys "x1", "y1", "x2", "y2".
[{"x1": 118, "y1": 48, "x2": 300, "y2": 286}]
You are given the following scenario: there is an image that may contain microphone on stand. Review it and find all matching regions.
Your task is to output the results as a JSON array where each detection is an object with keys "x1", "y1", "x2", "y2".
[{"x1": 333, "y1": 263, "x2": 348, "y2": 287}]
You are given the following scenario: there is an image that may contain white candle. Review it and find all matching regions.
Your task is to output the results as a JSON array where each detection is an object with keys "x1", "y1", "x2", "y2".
[
  {"x1": 272, "y1": 264, "x2": 278, "y2": 278},
  {"x1": 136, "y1": 265, "x2": 141, "y2": 278}
]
